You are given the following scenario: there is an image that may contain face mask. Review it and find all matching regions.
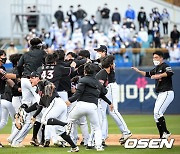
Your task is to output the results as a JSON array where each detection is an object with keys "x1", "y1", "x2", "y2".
[
  {"x1": 45, "y1": 34, "x2": 49, "y2": 38},
  {"x1": 174, "y1": 45, "x2": 177, "y2": 49},
  {"x1": 153, "y1": 60, "x2": 160, "y2": 66},
  {"x1": 0, "y1": 57, "x2": 7, "y2": 64},
  {"x1": 96, "y1": 53, "x2": 101, "y2": 59},
  {"x1": 133, "y1": 38, "x2": 136, "y2": 42}
]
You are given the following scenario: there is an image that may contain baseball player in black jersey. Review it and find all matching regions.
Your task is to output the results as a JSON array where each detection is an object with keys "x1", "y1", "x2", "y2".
[
  {"x1": 96, "y1": 55, "x2": 132, "y2": 145},
  {"x1": 28, "y1": 73, "x2": 79, "y2": 152},
  {"x1": 1, "y1": 54, "x2": 23, "y2": 145},
  {"x1": 94, "y1": 45, "x2": 131, "y2": 145},
  {"x1": 132, "y1": 51, "x2": 174, "y2": 139},
  {"x1": 66, "y1": 63, "x2": 113, "y2": 151},
  {"x1": 10, "y1": 38, "x2": 45, "y2": 147},
  {"x1": 9, "y1": 54, "x2": 23, "y2": 113},
  {"x1": 65, "y1": 50, "x2": 92, "y2": 146},
  {"x1": 55, "y1": 50, "x2": 72, "y2": 100},
  {"x1": 0, "y1": 84, "x2": 16, "y2": 133},
  {"x1": 0, "y1": 50, "x2": 8, "y2": 94},
  {"x1": 0, "y1": 50, "x2": 13, "y2": 147},
  {"x1": 38, "y1": 53, "x2": 75, "y2": 88},
  {"x1": 36, "y1": 53, "x2": 76, "y2": 146}
]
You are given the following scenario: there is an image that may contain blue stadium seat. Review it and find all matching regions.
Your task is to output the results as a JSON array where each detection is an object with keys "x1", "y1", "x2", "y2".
[
  {"x1": 4, "y1": 62, "x2": 13, "y2": 70},
  {"x1": 115, "y1": 61, "x2": 132, "y2": 67},
  {"x1": 167, "y1": 62, "x2": 180, "y2": 67},
  {"x1": 148, "y1": 34, "x2": 153, "y2": 43},
  {"x1": 142, "y1": 41, "x2": 150, "y2": 48}
]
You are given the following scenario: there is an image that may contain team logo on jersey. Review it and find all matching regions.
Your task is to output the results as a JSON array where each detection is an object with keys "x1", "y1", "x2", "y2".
[{"x1": 166, "y1": 67, "x2": 173, "y2": 72}]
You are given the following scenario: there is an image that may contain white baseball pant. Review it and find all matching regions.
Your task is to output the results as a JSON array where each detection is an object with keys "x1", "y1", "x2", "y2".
[
  {"x1": 154, "y1": 91, "x2": 174, "y2": 122},
  {"x1": 0, "y1": 99, "x2": 16, "y2": 130},
  {"x1": 68, "y1": 101, "x2": 102, "y2": 148},
  {"x1": 67, "y1": 101, "x2": 89, "y2": 145},
  {"x1": 101, "y1": 82, "x2": 131, "y2": 135},
  {"x1": 12, "y1": 96, "x2": 22, "y2": 113},
  {"x1": 11, "y1": 78, "x2": 40, "y2": 146},
  {"x1": 41, "y1": 97, "x2": 67, "y2": 139}
]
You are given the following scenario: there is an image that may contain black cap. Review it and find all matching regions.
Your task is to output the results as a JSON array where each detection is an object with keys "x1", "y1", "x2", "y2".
[
  {"x1": 94, "y1": 45, "x2": 107, "y2": 53},
  {"x1": 30, "y1": 71, "x2": 41, "y2": 79},
  {"x1": 30, "y1": 37, "x2": 42, "y2": 46},
  {"x1": 153, "y1": 51, "x2": 164, "y2": 58}
]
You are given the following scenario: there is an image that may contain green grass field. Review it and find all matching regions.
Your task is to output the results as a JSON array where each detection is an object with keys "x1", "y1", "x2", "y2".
[
  {"x1": 0, "y1": 114, "x2": 180, "y2": 153},
  {"x1": 0, "y1": 145, "x2": 179, "y2": 154},
  {"x1": 1, "y1": 115, "x2": 180, "y2": 134}
]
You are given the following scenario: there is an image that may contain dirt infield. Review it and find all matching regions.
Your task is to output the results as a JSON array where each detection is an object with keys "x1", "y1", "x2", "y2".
[{"x1": 0, "y1": 134, "x2": 180, "y2": 146}]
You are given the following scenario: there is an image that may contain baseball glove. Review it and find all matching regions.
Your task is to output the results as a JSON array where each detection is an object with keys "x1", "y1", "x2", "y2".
[
  {"x1": 44, "y1": 83, "x2": 55, "y2": 97},
  {"x1": 14, "y1": 107, "x2": 27, "y2": 130}
]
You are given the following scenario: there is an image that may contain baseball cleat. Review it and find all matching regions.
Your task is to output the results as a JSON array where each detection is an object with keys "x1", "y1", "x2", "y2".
[
  {"x1": 67, "y1": 146, "x2": 79, "y2": 152},
  {"x1": 119, "y1": 132, "x2": 132, "y2": 144},
  {"x1": 96, "y1": 146, "x2": 104, "y2": 151},
  {"x1": 0, "y1": 142, "x2": 4, "y2": 148},
  {"x1": 44, "y1": 139, "x2": 50, "y2": 147},
  {"x1": 86, "y1": 145, "x2": 95, "y2": 150},
  {"x1": 11, "y1": 143, "x2": 25, "y2": 148},
  {"x1": 80, "y1": 141, "x2": 84, "y2": 146},
  {"x1": 102, "y1": 140, "x2": 108, "y2": 147},
  {"x1": 7, "y1": 138, "x2": 12, "y2": 145},
  {"x1": 39, "y1": 141, "x2": 45, "y2": 147},
  {"x1": 30, "y1": 138, "x2": 39, "y2": 146},
  {"x1": 162, "y1": 132, "x2": 171, "y2": 139}
]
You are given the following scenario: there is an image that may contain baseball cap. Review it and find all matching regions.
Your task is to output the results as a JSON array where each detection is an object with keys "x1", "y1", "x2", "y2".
[
  {"x1": 94, "y1": 45, "x2": 107, "y2": 53},
  {"x1": 29, "y1": 71, "x2": 41, "y2": 79},
  {"x1": 30, "y1": 37, "x2": 42, "y2": 46}
]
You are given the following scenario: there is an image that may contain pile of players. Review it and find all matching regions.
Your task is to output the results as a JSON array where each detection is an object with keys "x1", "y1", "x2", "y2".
[{"x1": 0, "y1": 37, "x2": 132, "y2": 152}]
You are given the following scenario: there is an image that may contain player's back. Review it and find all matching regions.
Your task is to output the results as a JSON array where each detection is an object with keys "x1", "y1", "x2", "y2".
[
  {"x1": 17, "y1": 49, "x2": 46, "y2": 77},
  {"x1": 39, "y1": 64, "x2": 71, "y2": 88}
]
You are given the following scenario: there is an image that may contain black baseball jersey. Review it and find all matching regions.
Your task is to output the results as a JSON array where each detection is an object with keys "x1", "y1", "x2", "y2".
[
  {"x1": 17, "y1": 48, "x2": 46, "y2": 77},
  {"x1": 1, "y1": 84, "x2": 12, "y2": 102},
  {"x1": 0, "y1": 65, "x2": 7, "y2": 94},
  {"x1": 56, "y1": 60, "x2": 72, "y2": 92},
  {"x1": 95, "y1": 69, "x2": 109, "y2": 87},
  {"x1": 145, "y1": 62, "x2": 174, "y2": 93},
  {"x1": 12, "y1": 67, "x2": 22, "y2": 96},
  {"x1": 37, "y1": 64, "x2": 72, "y2": 88},
  {"x1": 68, "y1": 75, "x2": 111, "y2": 105},
  {"x1": 108, "y1": 70, "x2": 116, "y2": 83},
  {"x1": 32, "y1": 80, "x2": 59, "y2": 118}
]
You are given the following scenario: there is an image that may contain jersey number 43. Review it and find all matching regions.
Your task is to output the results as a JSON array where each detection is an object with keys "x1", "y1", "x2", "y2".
[{"x1": 41, "y1": 70, "x2": 54, "y2": 80}]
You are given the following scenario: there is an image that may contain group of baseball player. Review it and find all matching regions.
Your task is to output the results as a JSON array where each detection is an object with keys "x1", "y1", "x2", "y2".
[{"x1": 0, "y1": 37, "x2": 174, "y2": 152}]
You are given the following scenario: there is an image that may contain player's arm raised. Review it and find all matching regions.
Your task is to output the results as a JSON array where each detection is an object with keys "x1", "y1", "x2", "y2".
[
  {"x1": 131, "y1": 67, "x2": 146, "y2": 76},
  {"x1": 0, "y1": 68, "x2": 18, "y2": 79}
]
